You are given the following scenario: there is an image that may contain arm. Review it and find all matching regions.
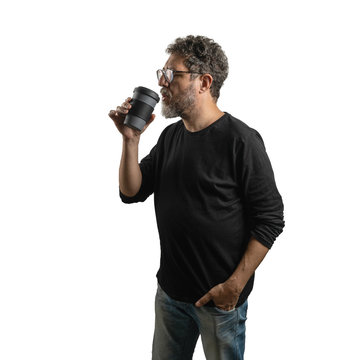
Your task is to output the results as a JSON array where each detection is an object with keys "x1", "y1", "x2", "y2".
[
  {"x1": 227, "y1": 236, "x2": 269, "y2": 293},
  {"x1": 195, "y1": 236, "x2": 268, "y2": 310},
  {"x1": 119, "y1": 138, "x2": 142, "y2": 197},
  {"x1": 196, "y1": 131, "x2": 284, "y2": 310},
  {"x1": 240, "y1": 130, "x2": 285, "y2": 249},
  {"x1": 109, "y1": 97, "x2": 156, "y2": 202}
]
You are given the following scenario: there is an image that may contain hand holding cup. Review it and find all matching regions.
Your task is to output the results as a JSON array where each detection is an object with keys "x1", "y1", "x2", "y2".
[{"x1": 108, "y1": 97, "x2": 155, "y2": 142}]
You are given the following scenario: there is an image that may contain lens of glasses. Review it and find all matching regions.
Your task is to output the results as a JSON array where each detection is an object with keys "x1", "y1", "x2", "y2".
[
  {"x1": 164, "y1": 69, "x2": 173, "y2": 82},
  {"x1": 156, "y1": 69, "x2": 163, "y2": 81},
  {"x1": 157, "y1": 69, "x2": 173, "y2": 83}
]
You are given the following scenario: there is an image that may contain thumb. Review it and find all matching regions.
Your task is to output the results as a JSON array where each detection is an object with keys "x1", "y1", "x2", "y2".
[{"x1": 195, "y1": 292, "x2": 212, "y2": 307}]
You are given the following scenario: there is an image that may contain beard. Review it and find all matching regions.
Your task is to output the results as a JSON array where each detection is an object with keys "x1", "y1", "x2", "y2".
[{"x1": 161, "y1": 82, "x2": 196, "y2": 119}]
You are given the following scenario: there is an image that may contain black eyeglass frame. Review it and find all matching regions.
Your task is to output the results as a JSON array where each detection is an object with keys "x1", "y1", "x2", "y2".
[{"x1": 156, "y1": 68, "x2": 203, "y2": 84}]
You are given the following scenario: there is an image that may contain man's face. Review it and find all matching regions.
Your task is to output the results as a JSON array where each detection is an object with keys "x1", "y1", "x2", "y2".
[{"x1": 159, "y1": 54, "x2": 198, "y2": 119}]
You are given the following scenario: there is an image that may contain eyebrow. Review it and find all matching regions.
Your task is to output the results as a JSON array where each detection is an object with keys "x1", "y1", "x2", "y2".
[{"x1": 164, "y1": 67, "x2": 184, "y2": 71}]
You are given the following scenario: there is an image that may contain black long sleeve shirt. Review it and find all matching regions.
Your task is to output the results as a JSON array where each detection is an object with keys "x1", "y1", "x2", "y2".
[{"x1": 120, "y1": 112, "x2": 285, "y2": 306}]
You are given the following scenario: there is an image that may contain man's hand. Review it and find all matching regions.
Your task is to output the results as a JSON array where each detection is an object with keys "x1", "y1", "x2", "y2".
[
  {"x1": 108, "y1": 97, "x2": 155, "y2": 141},
  {"x1": 195, "y1": 279, "x2": 242, "y2": 311},
  {"x1": 196, "y1": 237, "x2": 269, "y2": 311}
]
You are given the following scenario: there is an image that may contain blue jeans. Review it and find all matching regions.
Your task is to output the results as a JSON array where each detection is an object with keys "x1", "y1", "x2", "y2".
[{"x1": 152, "y1": 283, "x2": 248, "y2": 360}]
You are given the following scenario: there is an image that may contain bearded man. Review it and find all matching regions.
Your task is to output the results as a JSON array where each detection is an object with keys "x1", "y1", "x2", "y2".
[{"x1": 109, "y1": 35, "x2": 285, "y2": 360}]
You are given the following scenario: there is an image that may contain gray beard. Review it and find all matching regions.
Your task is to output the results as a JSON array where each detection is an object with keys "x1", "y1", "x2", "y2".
[{"x1": 161, "y1": 84, "x2": 196, "y2": 119}]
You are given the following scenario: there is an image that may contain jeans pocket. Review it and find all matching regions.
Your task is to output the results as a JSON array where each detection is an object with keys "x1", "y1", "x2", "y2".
[
  {"x1": 157, "y1": 283, "x2": 174, "y2": 304},
  {"x1": 214, "y1": 306, "x2": 237, "y2": 314},
  {"x1": 237, "y1": 300, "x2": 248, "y2": 321}
]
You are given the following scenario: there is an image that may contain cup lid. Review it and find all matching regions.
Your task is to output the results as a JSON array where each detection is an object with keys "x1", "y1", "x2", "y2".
[{"x1": 134, "y1": 86, "x2": 160, "y2": 103}]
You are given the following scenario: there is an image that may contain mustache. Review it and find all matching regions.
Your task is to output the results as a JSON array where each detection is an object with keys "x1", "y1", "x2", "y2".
[{"x1": 160, "y1": 88, "x2": 171, "y2": 97}]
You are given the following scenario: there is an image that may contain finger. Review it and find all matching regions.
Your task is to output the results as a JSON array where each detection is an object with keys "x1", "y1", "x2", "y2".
[
  {"x1": 147, "y1": 114, "x2": 156, "y2": 124},
  {"x1": 116, "y1": 105, "x2": 127, "y2": 112},
  {"x1": 122, "y1": 97, "x2": 132, "y2": 109},
  {"x1": 120, "y1": 102, "x2": 132, "y2": 110},
  {"x1": 195, "y1": 292, "x2": 212, "y2": 307},
  {"x1": 108, "y1": 110, "x2": 118, "y2": 119},
  {"x1": 109, "y1": 110, "x2": 127, "y2": 124},
  {"x1": 116, "y1": 103, "x2": 132, "y2": 114}
]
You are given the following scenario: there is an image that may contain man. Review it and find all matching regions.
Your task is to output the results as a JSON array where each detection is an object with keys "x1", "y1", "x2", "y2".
[{"x1": 109, "y1": 35, "x2": 285, "y2": 360}]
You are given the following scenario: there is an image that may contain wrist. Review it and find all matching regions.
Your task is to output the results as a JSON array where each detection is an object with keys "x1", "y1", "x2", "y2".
[
  {"x1": 123, "y1": 137, "x2": 140, "y2": 146},
  {"x1": 225, "y1": 277, "x2": 244, "y2": 295}
]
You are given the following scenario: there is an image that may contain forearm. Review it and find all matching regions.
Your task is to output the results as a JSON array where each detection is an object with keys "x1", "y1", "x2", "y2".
[
  {"x1": 227, "y1": 236, "x2": 270, "y2": 293},
  {"x1": 119, "y1": 138, "x2": 142, "y2": 197}
]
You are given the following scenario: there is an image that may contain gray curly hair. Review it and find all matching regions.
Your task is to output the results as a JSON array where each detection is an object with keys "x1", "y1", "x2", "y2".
[{"x1": 166, "y1": 35, "x2": 229, "y2": 102}]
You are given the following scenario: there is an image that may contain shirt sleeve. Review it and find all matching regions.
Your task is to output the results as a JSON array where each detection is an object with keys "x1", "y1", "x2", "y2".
[
  {"x1": 119, "y1": 144, "x2": 157, "y2": 204},
  {"x1": 237, "y1": 130, "x2": 285, "y2": 249}
]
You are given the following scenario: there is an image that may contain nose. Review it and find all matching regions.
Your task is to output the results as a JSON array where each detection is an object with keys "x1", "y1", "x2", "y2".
[{"x1": 158, "y1": 73, "x2": 169, "y2": 87}]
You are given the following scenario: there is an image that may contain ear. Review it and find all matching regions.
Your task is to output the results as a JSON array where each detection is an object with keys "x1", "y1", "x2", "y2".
[{"x1": 199, "y1": 73, "x2": 213, "y2": 94}]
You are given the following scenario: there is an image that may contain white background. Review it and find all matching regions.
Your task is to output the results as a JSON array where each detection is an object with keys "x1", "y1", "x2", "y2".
[{"x1": 1, "y1": 0, "x2": 359, "y2": 359}]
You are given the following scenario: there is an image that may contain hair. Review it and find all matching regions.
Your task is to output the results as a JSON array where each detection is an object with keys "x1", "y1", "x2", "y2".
[{"x1": 166, "y1": 35, "x2": 229, "y2": 102}]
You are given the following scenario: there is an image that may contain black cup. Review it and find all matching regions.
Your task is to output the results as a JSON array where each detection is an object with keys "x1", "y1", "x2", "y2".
[{"x1": 124, "y1": 86, "x2": 160, "y2": 131}]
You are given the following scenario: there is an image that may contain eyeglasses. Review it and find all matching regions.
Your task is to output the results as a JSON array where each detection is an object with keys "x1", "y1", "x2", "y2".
[{"x1": 156, "y1": 68, "x2": 202, "y2": 84}]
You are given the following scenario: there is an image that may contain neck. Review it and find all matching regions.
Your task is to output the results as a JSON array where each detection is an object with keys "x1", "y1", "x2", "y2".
[{"x1": 181, "y1": 100, "x2": 225, "y2": 133}]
